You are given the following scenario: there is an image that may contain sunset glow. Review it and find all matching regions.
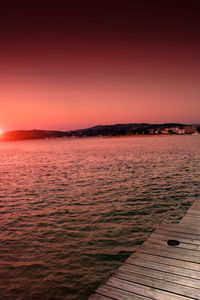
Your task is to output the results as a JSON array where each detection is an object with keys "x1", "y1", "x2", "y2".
[{"x1": 0, "y1": 2, "x2": 199, "y2": 131}]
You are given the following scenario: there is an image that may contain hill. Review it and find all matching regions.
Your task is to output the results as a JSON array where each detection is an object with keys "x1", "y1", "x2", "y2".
[
  {"x1": 0, "y1": 130, "x2": 69, "y2": 141},
  {"x1": 70, "y1": 123, "x2": 150, "y2": 136},
  {"x1": 69, "y1": 123, "x2": 193, "y2": 136}
]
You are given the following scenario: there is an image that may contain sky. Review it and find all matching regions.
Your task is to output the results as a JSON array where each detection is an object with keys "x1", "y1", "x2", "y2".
[{"x1": 0, "y1": 1, "x2": 200, "y2": 131}]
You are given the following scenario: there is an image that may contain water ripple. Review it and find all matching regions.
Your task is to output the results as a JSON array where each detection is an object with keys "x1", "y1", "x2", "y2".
[{"x1": 0, "y1": 135, "x2": 200, "y2": 299}]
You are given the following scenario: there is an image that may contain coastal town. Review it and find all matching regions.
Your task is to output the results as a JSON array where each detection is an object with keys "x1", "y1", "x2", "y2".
[
  {"x1": 145, "y1": 125, "x2": 197, "y2": 135},
  {"x1": 69, "y1": 123, "x2": 199, "y2": 137}
]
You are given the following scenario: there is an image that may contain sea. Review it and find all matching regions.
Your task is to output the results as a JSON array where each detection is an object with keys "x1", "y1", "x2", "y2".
[{"x1": 0, "y1": 135, "x2": 200, "y2": 299}]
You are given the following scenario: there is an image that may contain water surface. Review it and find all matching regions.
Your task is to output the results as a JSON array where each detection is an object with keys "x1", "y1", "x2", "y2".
[{"x1": 0, "y1": 135, "x2": 200, "y2": 299}]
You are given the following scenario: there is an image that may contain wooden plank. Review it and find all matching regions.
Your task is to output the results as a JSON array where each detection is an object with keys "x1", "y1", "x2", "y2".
[
  {"x1": 141, "y1": 241, "x2": 200, "y2": 258},
  {"x1": 125, "y1": 258, "x2": 200, "y2": 280},
  {"x1": 119, "y1": 263, "x2": 200, "y2": 289},
  {"x1": 184, "y1": 214, "x2": 200, "y2": 219},
  {"x1": 106, "y1": 276, "x2": 192, "y2": 300},
  {"x1": 186, "y1": 212, "x2": 200, "y2": 216},
  {"x1": 184, "y1": 211, "x2": 200, "y2": 216},
  {"x1": 114, "y1": 269, "x2": 200, "y2": 299},
  {"x1": 162, "y1": 226, "x2": 200, "y2": 236},
  {"x1": 128, "y1": 252, "x2": 200, "y2": 271},
  {"x1": 181, "y1": 218, "x2": 200, "y2": 224},
  {"x1": 92, "y1": 284, "x2": 152, "y2": 300},
  {"x1": 159, "y1": 222, "x2": 200, "y2": 232},
  {"x1": 148, "y1": 235, "x2": 200, "y2": 251},
  {"x1": 184, "y1": 215, "x2": 200, "y2": 220},
  {"x1": 150, "y1": 232, "x2": 200, "y2": 245},
  {"x1": 147, "y1": 234, "x2": 200, "y2": 251},
  {"x1": 151, "y1": 231, "x2": 200, "y2": 243},
  {"x1": 89, "y1": 294, "x2": 113, "y2": 300},
  {"x1": 154, "y1": 228, "x2": 200, "y2": 240},
  {"x1": 139, "y1": 245, "x2": 200, "y2": 264},
  {"x1": 181, "y1": 216, "x2": 200, "y2": 221}
]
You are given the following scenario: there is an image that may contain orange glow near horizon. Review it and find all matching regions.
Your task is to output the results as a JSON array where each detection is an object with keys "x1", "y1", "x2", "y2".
[{"x1": 1, "y1": 65, "x2": 200, "y2": 132}]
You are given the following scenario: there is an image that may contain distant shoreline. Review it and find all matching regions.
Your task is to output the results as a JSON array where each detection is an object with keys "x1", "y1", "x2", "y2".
[
  {"x1": 0, "y1": 132, "x2": 199, "y2": 143},
  {"x1": 0, "y1": 123, "x2": 199, "y2": 142}
]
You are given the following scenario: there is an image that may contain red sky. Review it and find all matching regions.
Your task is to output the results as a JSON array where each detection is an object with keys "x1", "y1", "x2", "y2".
[{"x1": 0, "y1": 1, "x2": 200, "y2": 131}]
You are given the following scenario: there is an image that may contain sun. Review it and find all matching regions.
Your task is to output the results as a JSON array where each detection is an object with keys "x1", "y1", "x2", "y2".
[{"x1": 0, "y1": 129, "x2": 3, "y2": 135}]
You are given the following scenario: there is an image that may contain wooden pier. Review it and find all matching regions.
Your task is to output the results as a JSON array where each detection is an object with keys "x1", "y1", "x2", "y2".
[{"x1": 89, "y1": 200, "x2": 200, "y2": 299}]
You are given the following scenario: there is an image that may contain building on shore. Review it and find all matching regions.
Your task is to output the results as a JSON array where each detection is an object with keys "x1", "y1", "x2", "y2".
[
  {"x1": 184, "y1": 125, "x2": 197, "y2": 134},
  {"x1": 147, "y1": 125, "x2": 197, "y2": 135}
]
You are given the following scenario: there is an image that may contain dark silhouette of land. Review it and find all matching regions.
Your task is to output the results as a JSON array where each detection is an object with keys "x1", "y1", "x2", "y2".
[
  {"x1": 0, "y1": 123, "x2": 199, "y2": 141},
  {"x1": 0, "y1": 130, "x2": 70, "y2": 141}
]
